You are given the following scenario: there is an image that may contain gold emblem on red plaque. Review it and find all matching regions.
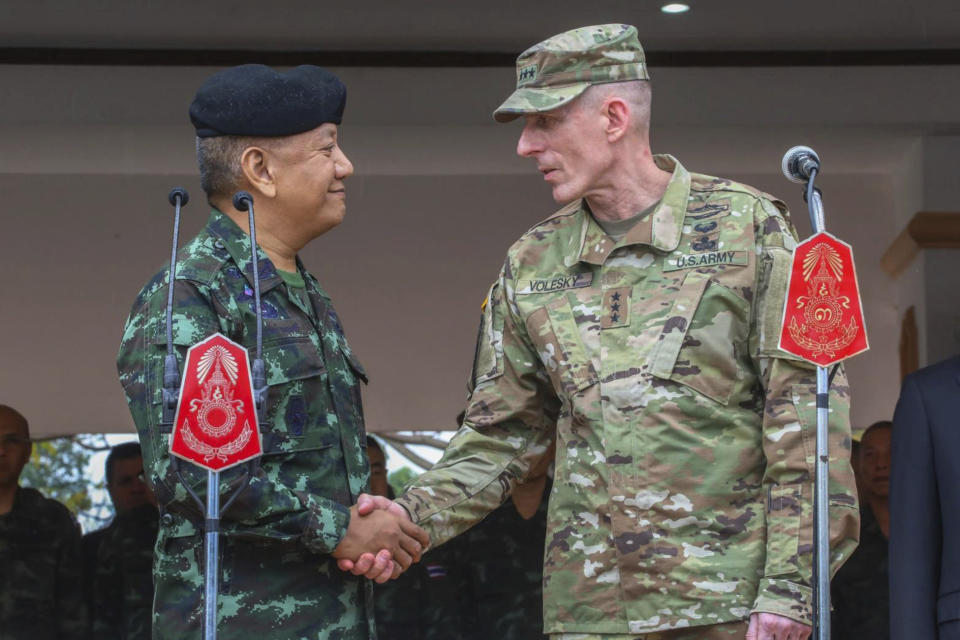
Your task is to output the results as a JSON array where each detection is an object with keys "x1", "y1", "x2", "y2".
[
  {"x1": 170, "y1": 333, "x2": 262, "y2": 471},
  {"x1": 779, "y1": 232, "x2": 868, "y2": 367}
]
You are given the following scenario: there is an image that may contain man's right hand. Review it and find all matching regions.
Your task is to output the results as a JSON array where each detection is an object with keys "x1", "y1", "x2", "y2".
[
  {"x1": 331, "y1": 502, "x2": 428, "y2": 583},
  {"x1": 336, "y1": 494, "x2": 423, "y2": 579}
]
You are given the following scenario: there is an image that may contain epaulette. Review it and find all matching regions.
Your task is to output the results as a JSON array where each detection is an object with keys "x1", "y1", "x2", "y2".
[{"x1": 174, "y1": 232, "x2": 230, "y2": 286}]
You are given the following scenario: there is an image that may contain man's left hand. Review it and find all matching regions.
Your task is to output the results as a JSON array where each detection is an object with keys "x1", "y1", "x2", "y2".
[{"x1": 746, "y1": 613, "x2": 811, "y2": 640}]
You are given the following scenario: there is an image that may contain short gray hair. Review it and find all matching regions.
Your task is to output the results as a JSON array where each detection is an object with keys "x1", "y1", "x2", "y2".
[
  {"x1": 196, "y1": 136, "x2": 277, "y2": 200},
  {"x1": 580, "y1": 80, "x2": 652, "y2": 132}
]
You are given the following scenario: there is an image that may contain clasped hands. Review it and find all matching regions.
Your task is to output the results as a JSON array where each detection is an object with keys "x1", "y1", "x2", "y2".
[{"x1": 331, "y1": 493, "x2": 428, "y2": 583}]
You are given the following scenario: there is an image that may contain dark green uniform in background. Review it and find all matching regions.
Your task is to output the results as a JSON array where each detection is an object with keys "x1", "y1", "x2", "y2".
[
  {"x1": 117, "y1": 210, "x2": 372, "y2": 638},
  {"x1": 93, "y1": 503, "x2": 160, "y2": 639},
  {"x1": 0, "y1": 487, "x2": 86, "y2": 639},
  {"x1": 375, "y1": 480, "x2": 550, "y2": 640}
]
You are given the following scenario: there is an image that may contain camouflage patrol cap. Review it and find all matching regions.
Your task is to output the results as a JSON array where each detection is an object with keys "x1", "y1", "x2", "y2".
[{"x1": 493, "y1": 24, "x2": 649, "y2": 123}]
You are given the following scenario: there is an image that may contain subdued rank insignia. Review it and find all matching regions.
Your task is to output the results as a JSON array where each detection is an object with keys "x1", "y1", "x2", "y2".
[
  {"x1": 601, "y1": 286, "x2": 631, "y2": 329},
  {"x1": 778, "y1": 232, "x2": 868, "y2": 366},
  {"x1": 170, "y1": 333, "x2": 263, "y2": 471}
]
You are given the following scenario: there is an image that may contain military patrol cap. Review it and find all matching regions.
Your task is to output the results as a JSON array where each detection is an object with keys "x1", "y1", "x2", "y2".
[
  {"x1": 190, "y1": 64, "x2": 346, "y2": 138},
  {"x1": 493, "y1": 24, "x2": 649, "y2": 123}
]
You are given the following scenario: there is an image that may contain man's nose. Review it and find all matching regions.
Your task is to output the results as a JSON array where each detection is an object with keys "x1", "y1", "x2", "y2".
[
  {"x1": 335, "y1": 148, "x2": 354, "y2": 179},
  {"x1": 516, "y1": 122, "x2": 541, "y2": 158}
]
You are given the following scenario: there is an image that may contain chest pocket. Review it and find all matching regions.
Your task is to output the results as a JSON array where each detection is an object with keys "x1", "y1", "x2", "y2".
[
  {"x1": 525, "y1": 294, "x2": 598, "y2": 398},
  {"x1": 261, "y1": 335, "x2": 337, "y2": 454},
  {"x1": 649, "y1": 269, "x2": 749, "y2": 405}
]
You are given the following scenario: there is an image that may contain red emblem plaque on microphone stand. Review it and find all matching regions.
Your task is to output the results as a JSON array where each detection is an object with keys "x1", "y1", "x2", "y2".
[
  {"x1": 779, "y1": 231, "x2": 869, "y2": 367},
  {"x1": 170, "y1": 333, "x2": 262, "y2": 471}
]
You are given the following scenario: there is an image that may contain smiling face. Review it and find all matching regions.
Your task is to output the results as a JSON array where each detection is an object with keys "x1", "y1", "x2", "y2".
[
  {"x1": 270, "y1": 122, "x2": 354, "y2": 242},
  {"x1": 515, "y1": 97, "x2": 614, "y2": 204}
]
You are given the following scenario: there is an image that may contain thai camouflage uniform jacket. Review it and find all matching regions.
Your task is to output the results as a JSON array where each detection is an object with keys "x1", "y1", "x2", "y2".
[
  {"x1": 0, "y1": 487, "x2": 86, "y2": 639},
  {"x1": 117, "y1": 210, "x2": 372, "y2": 639},
  {"x1": 395, "y1": 156, "x2": 859, "y2": 635}
]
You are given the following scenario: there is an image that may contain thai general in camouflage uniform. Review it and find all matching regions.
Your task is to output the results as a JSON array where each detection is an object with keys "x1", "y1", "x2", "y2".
[
  {"x1": 387, "y1": 25, "x2": 859, "y2": 640},
  {"x1": 117, "y1": 65, "x2": 427, "y2": 639}
]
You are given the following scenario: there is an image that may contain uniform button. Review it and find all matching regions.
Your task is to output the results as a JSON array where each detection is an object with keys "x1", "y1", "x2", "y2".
[
  {"x1": 161, "y1": 513, "x2": 174, "y2": 526},
  {"x1": 214, "y1": 240, "x2": 225, "y2": 249}
]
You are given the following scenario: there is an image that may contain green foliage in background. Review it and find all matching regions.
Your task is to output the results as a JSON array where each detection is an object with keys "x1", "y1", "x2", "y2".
[
  {"x1": 388, "y1": 466, "x2": 419, "y2": 497},
  {"x1": 19, "y1": 435, "x2": 114, "y2": 531}
]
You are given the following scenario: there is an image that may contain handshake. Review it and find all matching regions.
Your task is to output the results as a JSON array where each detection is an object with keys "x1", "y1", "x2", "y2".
[{"x1": 331, "y1": 493, "x2": 430, "y2": 583}]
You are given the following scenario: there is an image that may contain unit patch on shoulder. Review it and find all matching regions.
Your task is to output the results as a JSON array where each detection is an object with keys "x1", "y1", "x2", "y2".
[
  {"x1": 663, "y1": 251, "x2": 748, "y2": 272},
  {"x1": 516, "y1": 272, "x2": 593, "y2": 295}
]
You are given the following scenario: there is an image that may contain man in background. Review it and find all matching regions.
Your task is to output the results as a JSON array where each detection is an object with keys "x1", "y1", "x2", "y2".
[
  {"x1": 0, "y1": 404, "x2": 86, "y2": 638},
  {"x1": 82, "y1": 442, "x2": 153, "y2": 631},
  {"x1": 832, "y1": 421, "x2": 891, "y2": 639}
]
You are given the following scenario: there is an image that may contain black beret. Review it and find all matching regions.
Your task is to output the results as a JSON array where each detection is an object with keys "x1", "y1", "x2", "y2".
[{"x1": 189, "y1": 64, "x2": 346, "y2": 138}]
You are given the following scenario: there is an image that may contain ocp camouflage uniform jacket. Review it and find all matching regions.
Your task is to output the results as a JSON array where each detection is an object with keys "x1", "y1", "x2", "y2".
[
  {"x1": 0, "y1": 487, "x2": 86, "y2": 639},
  {"x1": 117, "y1": 210, "x2": 372, "y2": 639},
  {"x1": 395, "y1": 155, "x2": 859, "y2": 635}
]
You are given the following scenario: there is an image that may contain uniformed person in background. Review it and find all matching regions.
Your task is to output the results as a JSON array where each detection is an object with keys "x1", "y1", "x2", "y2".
[
  {"x1": 82, "y1": 441, "x2": 153, "y2": 634},
  {"x1": 831, "y1": 421, "x2": 891, "y2": 639},
  {"x1": 0, "y1": 404, "x2": 86, "y2": 639},
  {"x1": 93, "y1": 476, "x2": 159, "y2": 639},
  {"x1": 116, "y1": 64, "x2": 427, "y2": 639},
  {"x1": 348, "y1": 24, "x2": 858, "y2": 640}
]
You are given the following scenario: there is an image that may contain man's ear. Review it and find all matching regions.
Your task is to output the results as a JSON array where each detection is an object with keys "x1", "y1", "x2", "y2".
[
  {"x1": 239, "y1": 146, "x2": 278, "y2": 199},
  {"x1": 603, "y1": 97, "x2": 631, "y2": 143}
]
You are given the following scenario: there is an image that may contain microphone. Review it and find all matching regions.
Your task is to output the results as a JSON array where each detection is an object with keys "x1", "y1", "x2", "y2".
[
  {"x1": 781, "y1": 146, "x2": 821, "y2": 184},
  {"x1": 232, "y1": 191, "x2": 253, "y2": 212},
  {"x1": 168, "y1": 187, "x2": 189, "y2": 207}
]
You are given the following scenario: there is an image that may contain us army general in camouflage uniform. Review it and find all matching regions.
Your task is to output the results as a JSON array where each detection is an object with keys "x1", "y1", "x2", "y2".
[
  {"x1": 117, "y1": 64, "x2": 427, "y2": 639},
  {"x1": 381, "y1": 25, "x2": 859, "y2": 640}
]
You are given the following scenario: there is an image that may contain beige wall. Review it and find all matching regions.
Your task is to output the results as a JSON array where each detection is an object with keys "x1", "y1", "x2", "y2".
[{"x1": 2, "y1": 64, "x2": 959, "y2": 436}]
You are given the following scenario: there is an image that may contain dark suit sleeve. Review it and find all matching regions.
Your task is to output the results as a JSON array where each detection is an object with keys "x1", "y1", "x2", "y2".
[{"x1": 890, "y1": 373, "x2": 941, "y2": 639}]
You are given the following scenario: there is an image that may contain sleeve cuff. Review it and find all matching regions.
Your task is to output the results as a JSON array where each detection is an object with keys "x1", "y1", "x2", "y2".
[
  {"x1": 301, "y1": 499, "x2": 351, "y2": 555},
  {"x1": 751, "y1": 578, "x2": 813, "y2": 626}
]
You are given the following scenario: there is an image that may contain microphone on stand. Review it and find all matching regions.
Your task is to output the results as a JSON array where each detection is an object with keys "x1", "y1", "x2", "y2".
[{"x1": 781, "y1": 145, "x2": 821, "y2": 184}]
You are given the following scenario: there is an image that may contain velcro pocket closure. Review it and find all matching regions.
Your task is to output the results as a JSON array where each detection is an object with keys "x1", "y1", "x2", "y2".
[
  {"x1": 525, "y1": 294, "x2": 598, "y2": 397},
  {"x1": 650, "y1": 270, "x2": 748, "y2": 405},
  {"x1": 765, "y1": 483, "x2": 803, "y2": 577}
]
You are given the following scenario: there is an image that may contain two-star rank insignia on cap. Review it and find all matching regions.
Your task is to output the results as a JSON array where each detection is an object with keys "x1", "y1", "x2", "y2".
[
  {"x1": 778, "y1": 232, "x2": 868, "y2": 367},
  {"x1": 170, "y1": 333, "x2": 263, "y2": 471}
]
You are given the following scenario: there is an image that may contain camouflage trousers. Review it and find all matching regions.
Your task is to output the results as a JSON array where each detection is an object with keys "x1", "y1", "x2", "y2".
[
  {"x1": 153, "y1": 533, "x2": 372, "y2": 639},
  {"x1": 552, "y1": 620, "x2": 748, "y2": 640}
]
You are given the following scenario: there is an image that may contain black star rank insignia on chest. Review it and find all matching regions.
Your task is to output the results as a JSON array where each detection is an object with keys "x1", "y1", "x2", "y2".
[{"x1": 601, "y1": 286, "x2": 632, "y2": 329}]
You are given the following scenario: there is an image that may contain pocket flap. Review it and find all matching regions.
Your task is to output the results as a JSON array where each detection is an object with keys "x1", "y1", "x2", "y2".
[
  {"x1": 939, "y1": 591, "x2": 960, "y2": 624},
  {"x1": 650, "y1": 270, "x2": 710, "y2": 379},
  {"x1": 340, "y1": 342, "x2": 368, "y2": 385},
  {"x1": 262, "y1": 337, "x2": 327, "y2": 386}
]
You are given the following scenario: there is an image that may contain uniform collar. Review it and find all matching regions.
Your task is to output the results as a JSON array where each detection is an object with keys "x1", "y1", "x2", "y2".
[
  {"x1": 565, "y1": 154, "x2": 690, "y2": 267},
  {"x1": 207, "y1": 209, "x2": 283, "y2": 294}
]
